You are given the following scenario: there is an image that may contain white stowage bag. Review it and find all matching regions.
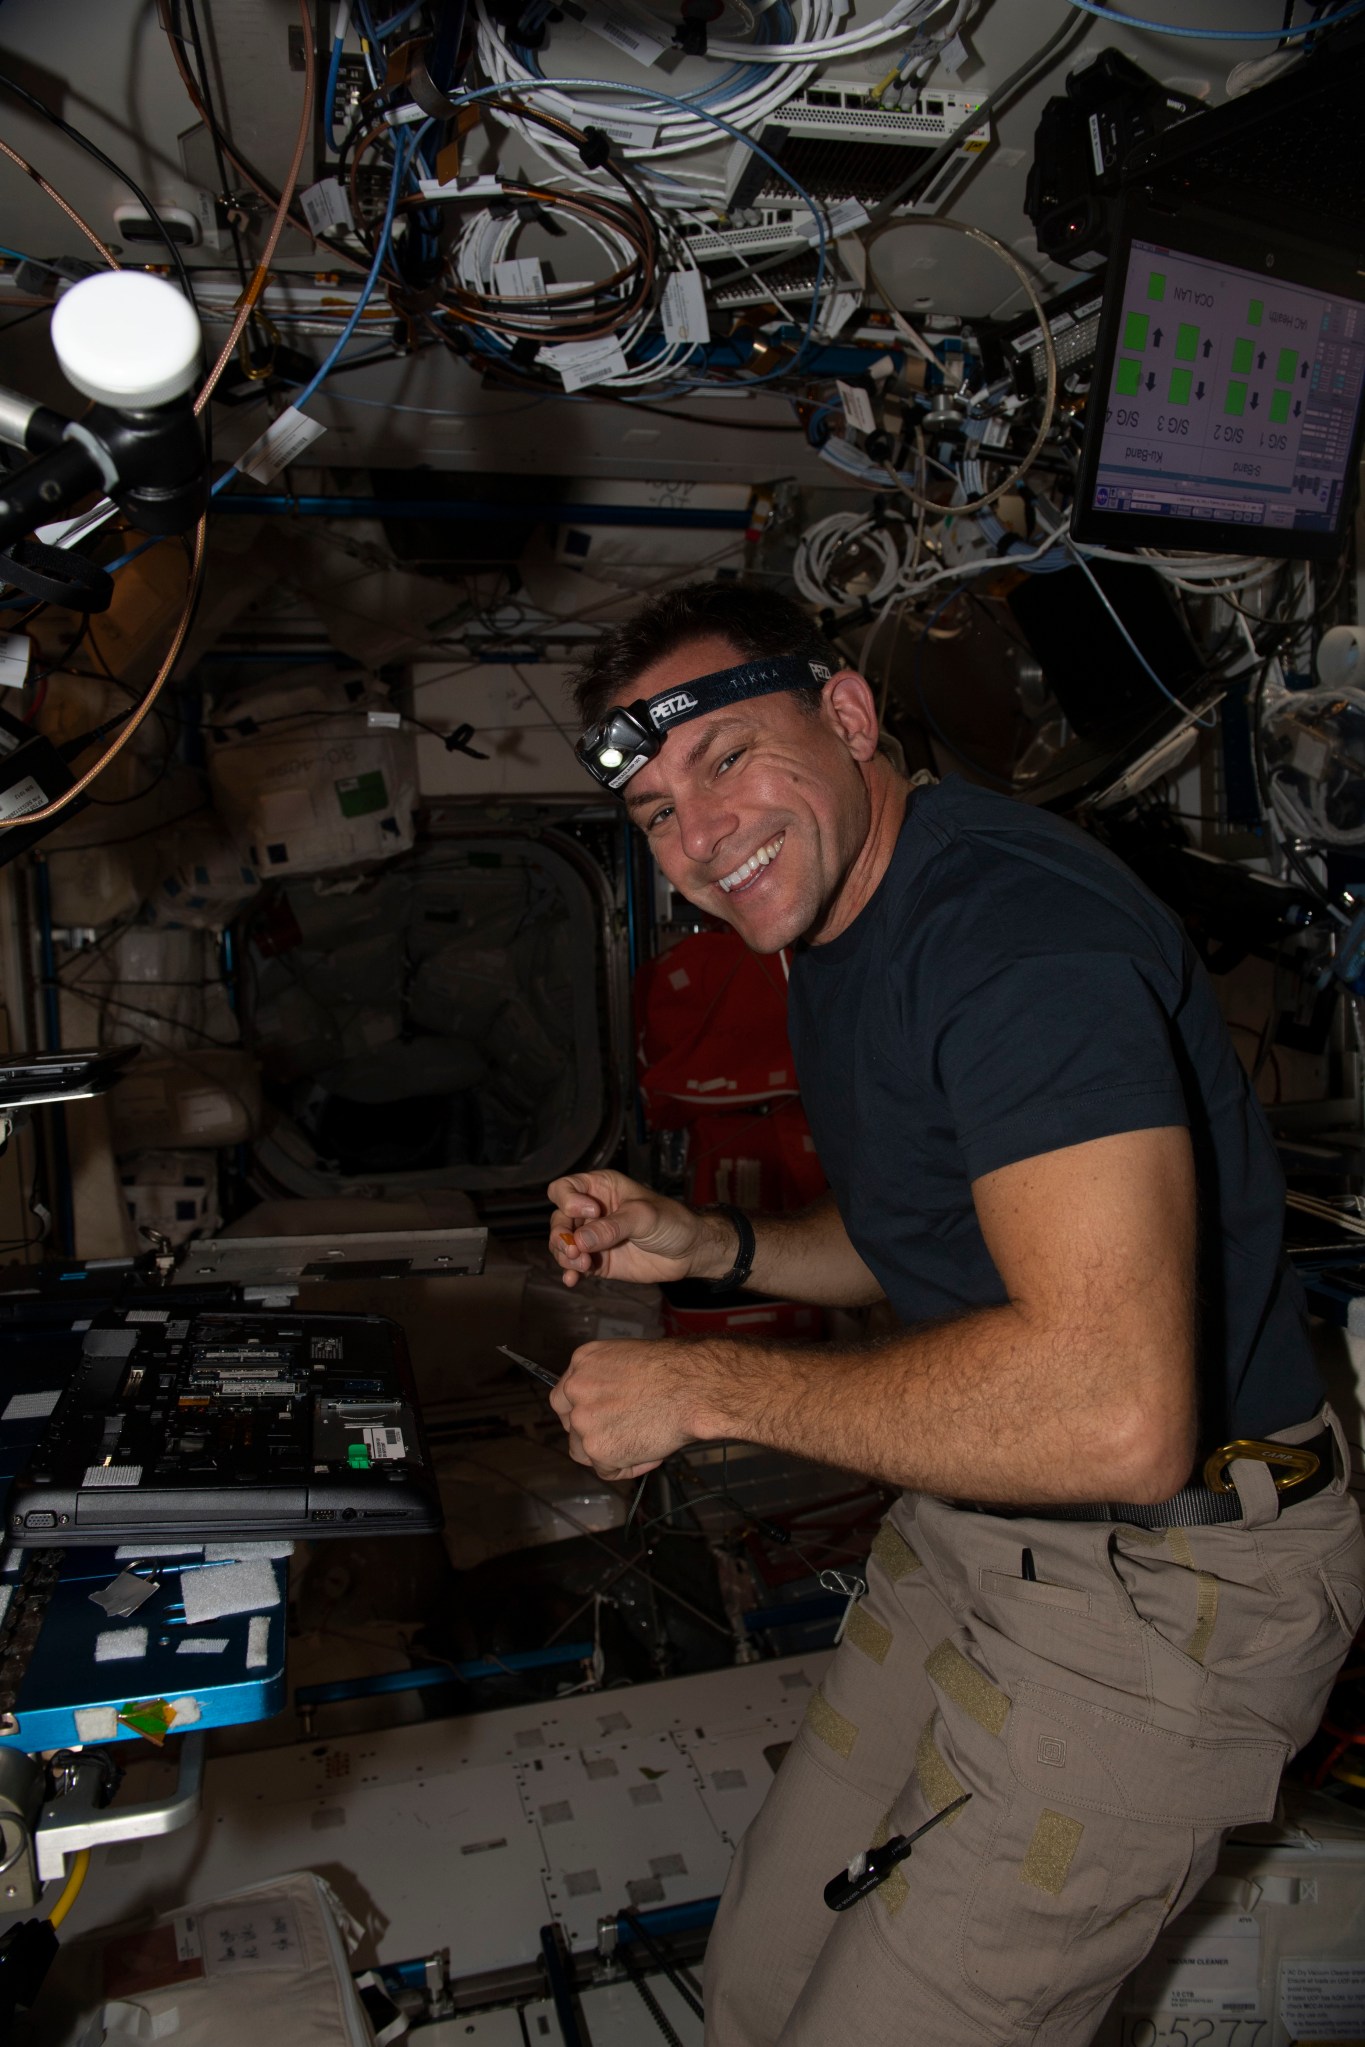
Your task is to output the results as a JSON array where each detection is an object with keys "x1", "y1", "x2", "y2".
[
  {"x1": 45, "y1": 837, "x2": 161, "y2": 930},
  {"x1": 117, "y1": 1149, "x2": 219, "y2": 1246},
  {"x1": 208, "y1": 671, "x2": 417, "y2": 879},
  {"x1": 148, "y1": 813, "x2": 261, "y2": 928},
  {"x1": 407, "y1": 941, "x2": 516, "y2": 1037},
  {"x1": 60, "y1": 925, "x2": 238, "y2": 1053},
  {"x1": 60, "y1": 1871, "x2": 374, "y2": 2046},
  {"x1": 109, "y1": 1052, "x2": 262, "y2": 1150}
]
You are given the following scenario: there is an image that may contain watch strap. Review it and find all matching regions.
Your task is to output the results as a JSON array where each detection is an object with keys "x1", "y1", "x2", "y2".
[{"x1": 702, "y1": 1203, "x2": 756, "y2": 1293}]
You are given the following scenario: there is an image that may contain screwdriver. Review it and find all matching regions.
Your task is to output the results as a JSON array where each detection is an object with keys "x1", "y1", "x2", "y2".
[{"x1": 824, "y1": 1793, "x2": 972, "y2": 1911}]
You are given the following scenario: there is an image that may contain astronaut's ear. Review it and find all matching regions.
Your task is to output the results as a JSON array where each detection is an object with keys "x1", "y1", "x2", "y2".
[{"x1": 823, "y1": 669, "x2": 880, "y2": 761}]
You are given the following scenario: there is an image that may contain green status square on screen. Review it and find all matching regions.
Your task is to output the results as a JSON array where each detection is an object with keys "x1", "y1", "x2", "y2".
[
  {"x1": 1116, "y1": 358, "x2": 1142, "y2": 397},
  {"x1": 1277, "y1": 348, "x2": 1298, "y2": 383},
  {"x1": 1270, "y1": 388, "x2": 1291, "y2": 423},
  {"x1": 1248, "y1": 298, "x2": 1263, "y2": 325},
  {"x1": 1231, "y1": 338, "x2": 1253, "y2": 374},
  {"x1": 1123, "y1": 312, "x2": 1149, "y2": 352},
  {"x1": 1225, "y1": 381, "x2": 1247, "y2": 416},
  {"x1": 1168, "y1": 369, "x2": 1192, "y2": 405},
  {"x1": 1175, "y1": 325, "x2": 1199, "y2": 362},
  {"x1": 1147, "y1": 272, "x2": 1166, "y2": 301}
]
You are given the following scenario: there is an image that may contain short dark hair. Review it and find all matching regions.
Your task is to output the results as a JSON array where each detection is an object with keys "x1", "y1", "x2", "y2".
[{"x1": 568, "y1": 582, "x2": 833, "y2": 729}]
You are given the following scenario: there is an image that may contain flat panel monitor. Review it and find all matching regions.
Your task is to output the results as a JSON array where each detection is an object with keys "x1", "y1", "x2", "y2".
[{"x1": 1072, "y1": 195, "x2": 1365, "y2": 562}]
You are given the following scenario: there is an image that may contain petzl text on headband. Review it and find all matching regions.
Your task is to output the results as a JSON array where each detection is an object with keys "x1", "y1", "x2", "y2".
[{"x1": 576, "y1": 655, "x2": 834, "y2": 789}]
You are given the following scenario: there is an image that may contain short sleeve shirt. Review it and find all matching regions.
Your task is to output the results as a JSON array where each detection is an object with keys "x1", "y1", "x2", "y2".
[{"x1": 786, "y1": 776, "x2": 1319, "y2": 1441}]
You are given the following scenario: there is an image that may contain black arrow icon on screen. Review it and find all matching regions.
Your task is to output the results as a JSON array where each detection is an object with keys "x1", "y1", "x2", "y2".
[
  {"x1": 1294, "y1": 399, "x2": 1302, "y2": 416},
  {"x1": 1202, "y1": 339, "x2": 1213, "y2": 357},
  {"x1": 1152, "y1": 327, "x2": 1163, "y2": 347},
  {"x1": 1195, "y1": 381, "x2": 1205, "y2": 398},
  {"x1": 1145, "y1": 372, "x2": 1156, "y2": 391},
  {"x1": 1249, "y1": 390, "x2": 1259, "y2": 409},
  {"x1": 1257, "y1": 351, "x2": 1266, "y2": 370}
]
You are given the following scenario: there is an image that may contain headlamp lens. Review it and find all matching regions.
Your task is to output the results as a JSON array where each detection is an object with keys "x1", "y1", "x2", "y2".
[{"x1": 575, "y1": 703, "x2": 659, "y2": 788}]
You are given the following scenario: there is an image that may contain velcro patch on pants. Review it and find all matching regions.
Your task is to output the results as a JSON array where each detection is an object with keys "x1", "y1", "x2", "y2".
[
  {"x1": 805, "y1": 1686, "x2": 858, "y2": 1760},
  {"x1": 871, "y1": 1522, "x2": 922, "y2": 1581},
  {"x1": 914, "y1": 1718, "x2": 967, "y2": 1821},
  {"x1": 925, "y1": 1638, "x2": 1011, "y2": 1736},
  {"x1": 1185, "y1": 1572, "x2": 1219, "y2": 1665},
  {"x1": 865, "y1": 1811, "x2": 909, "y2": 1916},
  {"x1": 844, "y1": 1603, "x2": 893, "y2": 1665},
  {"x1": 1019, "y1": 1809, "x2": 1084, "y2": 1896}
]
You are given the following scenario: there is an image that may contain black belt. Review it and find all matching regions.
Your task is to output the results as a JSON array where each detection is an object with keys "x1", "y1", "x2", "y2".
[{"x1": 965, "y1": 1427, "x2": 1337, "y2": 1530}]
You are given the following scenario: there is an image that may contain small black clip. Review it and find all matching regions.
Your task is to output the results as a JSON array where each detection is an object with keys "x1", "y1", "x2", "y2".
[
  {"x1": 515, "y1": 199, "x2": 567, "y2": 237},
  {"x1": 824, "y1": 1794, "x2": 971, "y2": 1912},
  {"x1": 578, "y1": 125, "x2": 612, "y2": 171},
  {"x1": 443, "y1": 722, "x2": 488, "y2": 760}
]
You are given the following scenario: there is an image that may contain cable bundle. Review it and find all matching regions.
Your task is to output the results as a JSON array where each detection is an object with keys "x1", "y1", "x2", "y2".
[
  {"x1": 794, "y1": 510, "x2": 909, "y2": 608},
  {"x1": 473, "y1": 0, "x2": 967, "y2": 178}
]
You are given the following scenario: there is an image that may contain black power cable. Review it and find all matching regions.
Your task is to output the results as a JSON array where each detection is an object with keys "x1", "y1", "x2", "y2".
[
  {"x1": 618, "y1": 1915, "x2": 704, "y2": 2024},
  {"x1": 620, "y1": 1950, "x2": 686, "y2": 2047},
  {"x1": 178, "y1": 0, "x2": 254, "y2": 300},
  {"x1": 0, "y1": 72, "x2": 198, "y2": 308}
]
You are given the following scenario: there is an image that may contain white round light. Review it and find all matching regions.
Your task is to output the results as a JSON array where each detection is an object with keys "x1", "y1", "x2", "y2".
[
  {"x1": 51, "y1": 270, "x2": 202, "y2": 410},
  {"x1": 1317, "y1": 625, "x2": 1365, "y2": 689},
  {"x1": 598, "y1": 746, "x2": 625, "y2": 769}
]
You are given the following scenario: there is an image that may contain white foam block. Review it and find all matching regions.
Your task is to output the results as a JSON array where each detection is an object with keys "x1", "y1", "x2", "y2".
[
  {"x1": 245, "y1": 1615, "x2": 270, "y2": 1669},
  {"x1": 168, "y1": 1695, "x2": 202, "y2": 1726},
  {"x1": 176, "y1": 1637, "x2": 228, "y2": 1655},
  {"x1": 180, "y1": 1559, "x2": 280, "y2": 1624},
  {"x1": 95, "y1": 1626, "x2": 148, "y2": 1662},
  {"x1": 2, "y1": 1389, "x2": 60, "y2": 1421},
  {"x1": 75, "y1": 1706, "x2": 120, "y2": 1740},
  {"x1": 203, "y1": 1541, "x2": 294, "y2": 1562}
]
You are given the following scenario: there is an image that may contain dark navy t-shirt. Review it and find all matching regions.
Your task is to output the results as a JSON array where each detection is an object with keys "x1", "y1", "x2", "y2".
[{"x1": 787, "y1": 776, "x2": 1319, "y2": 1441}]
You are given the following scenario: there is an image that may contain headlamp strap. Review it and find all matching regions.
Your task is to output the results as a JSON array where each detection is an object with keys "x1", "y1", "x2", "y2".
[{"x1": 642, "y1": 655, "x2": 833, "y2": 738}]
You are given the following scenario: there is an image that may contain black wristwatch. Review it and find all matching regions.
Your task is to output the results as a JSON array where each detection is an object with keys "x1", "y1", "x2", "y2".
[{"x1": 701, "y1": 1203, "x2": 756, "y2": 1293}]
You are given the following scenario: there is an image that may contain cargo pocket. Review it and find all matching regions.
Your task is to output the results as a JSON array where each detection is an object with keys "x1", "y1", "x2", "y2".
[
  {"x1": 958, "y1": 1790, "x2": 1189, "y2": 2026},
  {"x1": 872, "y1": 1695, "x2": 1197, "y2": 2033},
  {"x1": 1006, "y1": 1678, "x2": 1286, "y2": 1830}
]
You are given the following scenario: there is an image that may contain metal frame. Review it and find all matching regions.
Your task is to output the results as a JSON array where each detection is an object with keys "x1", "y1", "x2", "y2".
[{"x1": 34, "y1": 1733, "x2": 204, "y2": 1884}]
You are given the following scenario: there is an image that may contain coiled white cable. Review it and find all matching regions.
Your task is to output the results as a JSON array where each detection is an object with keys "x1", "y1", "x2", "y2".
[
  {"x1": 1263, "y1": 683, "x2": 1365, "y2": 847},
  {"x1": 794, "y1": 509, "x2": 906, "y2": 606},
  {"x1": 706, "y1": 0, "x2": 958, "y2": 62},
  {"x1": 450, "y1": 204, "x2": 702, "y2": 387},
  {"x1": 475, "y1": 0, "x2": 818, "y2": 164}
]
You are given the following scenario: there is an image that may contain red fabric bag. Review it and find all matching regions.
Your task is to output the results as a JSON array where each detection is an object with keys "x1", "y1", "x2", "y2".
[
  {"x1": 636, "y1": 931, "x2": 800, "y2": 1127},
  {"x1": 636, "y1": 932, "x2": 826, "y2": 1212}
]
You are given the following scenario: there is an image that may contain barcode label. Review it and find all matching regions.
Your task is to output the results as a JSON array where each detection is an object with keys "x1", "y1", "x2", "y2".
[
  {"x1": 0, "y1": 776, "x2": 48, "y2": 822},
  {"x1": 584, "y1": 7, "x2": 666, "y2": 63},
  {"x1": 363, "y1": 1426, "x2": 405, "y2": 1461}
]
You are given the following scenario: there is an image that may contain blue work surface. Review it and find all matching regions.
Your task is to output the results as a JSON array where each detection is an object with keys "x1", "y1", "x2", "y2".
[
  {"x1": 0, "y1": 1548, "x2": 287, "y2": 1749},
  {"x1": 1, "y1": 1315, "x2": 287, "y2": 1749}
]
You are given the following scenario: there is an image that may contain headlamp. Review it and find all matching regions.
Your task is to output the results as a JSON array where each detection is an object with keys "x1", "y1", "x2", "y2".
[{"x1": 575, "y1": 654, "x2": 834, "y2": 790}]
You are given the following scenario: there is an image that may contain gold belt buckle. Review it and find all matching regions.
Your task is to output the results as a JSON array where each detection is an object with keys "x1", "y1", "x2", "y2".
[{"x1": 1203, "y1": 1438, "x2": 1321, "y2": 1495}]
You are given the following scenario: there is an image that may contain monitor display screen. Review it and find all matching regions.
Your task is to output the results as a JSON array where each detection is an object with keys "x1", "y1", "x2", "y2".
[{"x1": 1072, "y1": 202, "x2": 1365, "y2": 561}]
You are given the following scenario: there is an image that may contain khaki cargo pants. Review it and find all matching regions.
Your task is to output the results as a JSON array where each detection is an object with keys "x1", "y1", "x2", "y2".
[{"x1": 705, "y1": 1408, "x2": 1365, "y2": 2047}]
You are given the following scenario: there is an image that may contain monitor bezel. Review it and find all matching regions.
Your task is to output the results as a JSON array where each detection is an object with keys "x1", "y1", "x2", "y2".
[{"x1": 1071, "y1": 191, "x2": 1365, "y2": 564}]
